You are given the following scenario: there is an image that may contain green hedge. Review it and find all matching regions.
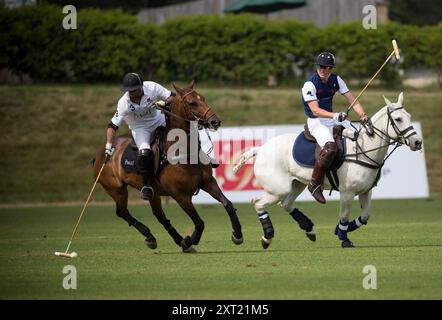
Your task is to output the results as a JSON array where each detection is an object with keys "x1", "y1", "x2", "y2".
[{"x1": 1, "y1": 5, "x2": 441, "y2": 84}]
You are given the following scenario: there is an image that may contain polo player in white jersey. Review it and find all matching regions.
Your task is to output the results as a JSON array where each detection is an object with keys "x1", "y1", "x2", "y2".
[
  {"x1": 105, "y1": 73, "x2": 174, "y2": 201},
  {"x1": 301, "y1": 52, "x2": 374, "y2": 204}
]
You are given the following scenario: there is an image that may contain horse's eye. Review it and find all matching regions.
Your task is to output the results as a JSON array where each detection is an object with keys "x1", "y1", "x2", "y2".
[{"x1": 395, "y1": 117, "x2": 402, "y2": 123}]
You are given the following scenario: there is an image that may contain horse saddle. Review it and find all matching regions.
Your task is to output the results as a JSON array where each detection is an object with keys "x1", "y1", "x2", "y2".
[
  {"x1": 121, "y1": 127, "x2": 168, "y2": 175},
  {"x1": 292, "y1": 124, "x2": 347, "y2": 191}
]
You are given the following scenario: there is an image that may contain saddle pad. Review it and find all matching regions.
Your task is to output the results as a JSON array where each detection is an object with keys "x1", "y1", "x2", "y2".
[
  {"x1": 292, "y1": 132, "x2": 346, "y2": 168},
  {"x1": 121, "y1": 144, "x2": 141, "y2": 174}
]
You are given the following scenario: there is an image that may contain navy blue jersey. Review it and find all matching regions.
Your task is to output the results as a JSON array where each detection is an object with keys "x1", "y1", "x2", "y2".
[{"x1": 301, "y1": 73, "x2": 349, "y2": 118}]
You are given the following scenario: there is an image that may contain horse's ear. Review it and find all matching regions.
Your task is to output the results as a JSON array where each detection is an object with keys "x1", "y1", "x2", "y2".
[
  {"x1": 189, "y1": 79, "x2": 195, "y2": 89},
  {"x1": 383, "y1": 95, "x2": 392, "y2": 106},
  {"x1": 397, "y1": 92, "x2": 404, "y2": 106},
  {"x1": 173, "y1": 83, "x2": 183, "y2": 95}
]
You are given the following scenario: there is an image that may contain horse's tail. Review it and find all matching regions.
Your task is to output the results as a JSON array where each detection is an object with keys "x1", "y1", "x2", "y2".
[{"x1": 233, "y1": 147, "x2": 260, "y2": 173}]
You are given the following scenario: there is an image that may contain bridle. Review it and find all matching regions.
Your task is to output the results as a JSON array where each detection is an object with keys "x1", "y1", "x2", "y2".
[
  {"x1": 155, "y1": 90, "x2": 216, "y2": 129},
  {"x1": 385, "y1": 106, "x2": 417, "y2": 146},
  {"x1": 345, "y1": 106, "x2": 416, "y2": 172}
]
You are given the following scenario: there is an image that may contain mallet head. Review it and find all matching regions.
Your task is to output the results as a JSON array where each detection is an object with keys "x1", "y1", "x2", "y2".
[
  {"x1": 55, "y1": 251, "x2": 78, "y2": 258},
  {"x1": 392, "y1": 39, "x2": 400, "y2": 60}
]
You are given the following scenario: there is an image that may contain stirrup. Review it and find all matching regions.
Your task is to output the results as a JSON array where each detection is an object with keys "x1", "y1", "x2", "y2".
[{"x1": 141, "y1": 185, "x2": 154, "y2": 200}]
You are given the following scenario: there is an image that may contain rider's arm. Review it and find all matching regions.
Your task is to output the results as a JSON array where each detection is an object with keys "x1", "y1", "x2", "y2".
[
  {"x1": 107, "y1": 100, "x2": 127, "y2": 146},
  {"x1": 106, "y1": 124, "x2": 117, "y2": 146},
  {"x1": 307, "y1": 100, "x2": 335, "y2": 119}
]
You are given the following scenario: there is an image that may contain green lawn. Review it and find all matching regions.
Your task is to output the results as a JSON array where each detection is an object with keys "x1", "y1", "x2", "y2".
[
  {"x1": 0, "y1": 85, "x2": 441, "y2": 203},
  {"x1": 1, "y1": 198, "x2": 441, "y2": 299}
]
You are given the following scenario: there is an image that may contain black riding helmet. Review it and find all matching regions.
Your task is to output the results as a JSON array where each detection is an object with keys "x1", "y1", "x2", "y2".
[
  {"x1": 121, "y1": 72, "x2": 143, "y2": 91},
  {"x1": 316, "y1": 52, "x2": 336, "y2": 67}
]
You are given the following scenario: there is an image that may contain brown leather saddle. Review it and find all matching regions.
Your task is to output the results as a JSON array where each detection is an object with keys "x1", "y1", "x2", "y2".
[{"x1": 304, "y1": 124, "x2": 346, "y2": 192}]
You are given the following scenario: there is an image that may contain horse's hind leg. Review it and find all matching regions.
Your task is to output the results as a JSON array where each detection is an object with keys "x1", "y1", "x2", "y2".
[
  {"x1": 173, "y1": 195, "x2": 204, "y2": 249},
  {"x1": 149, "y1": 194, "x2": 185, "y2": 249},
  {"x1": 201, "y1": 177, "x2": 243, "y2": 245},
  {"x1": 252, "y1": 193, "x2": 280, "y2": 249},
  {"x1": 105, "y1": 186, "x2": 157, "y2": 249},
  {"x1": 280, "y1": 180, "x2": 316, "y2": 242}
]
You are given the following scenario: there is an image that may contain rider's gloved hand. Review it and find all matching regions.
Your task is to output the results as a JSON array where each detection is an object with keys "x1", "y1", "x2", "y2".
[
  {"x1": 361, "y1": 115, "x2": 375, "y2": 137},
  {"x1": 333, "y1": 112, "x2": 347, "y2": 122},
  {"x1": 104, "y1": 142, "x2": 115, "y2": 163},
  {"x1": 155, "y1": 100, "x2": 166, "y2": 108}
]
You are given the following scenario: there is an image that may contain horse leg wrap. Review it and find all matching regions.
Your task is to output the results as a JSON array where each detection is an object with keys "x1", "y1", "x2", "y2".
[
  {"x1": 163, "y1": 220, "x2": 183, "y2": 246},
  {"x1": 289, "y1": 208, "x2": 314, "y2": 232},
  {"x1": 168, "y1": 228, "x2": 183, "y2": 246},
  {"x1": 259, "y1": 213, "x2": 274, "y2": 239},
  {"x1": 118, "y1": 210, "x2": 151, "y2": 236},
  {"x1": 191, "y1": 222, "x2": 205, "y2": 245},
  {"x1": 227, "y1": 207, "x2": 243, "y2": 237},
  {"x1": 348, "y1": 216, "x2": 367, "y2": 232},
  {"x1": 337, "y1": 221, "x2": 349, "y2": 241}
]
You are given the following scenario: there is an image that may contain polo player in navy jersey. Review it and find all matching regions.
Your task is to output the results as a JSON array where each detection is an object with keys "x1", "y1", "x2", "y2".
[{"x1": 301, "y1": 52, "x2": 374, "y2": 204}]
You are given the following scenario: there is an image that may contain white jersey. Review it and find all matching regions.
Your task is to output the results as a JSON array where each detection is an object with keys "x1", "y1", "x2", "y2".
[{"x1": 111, "y1": 81, "x2": 171, "y2": 130}]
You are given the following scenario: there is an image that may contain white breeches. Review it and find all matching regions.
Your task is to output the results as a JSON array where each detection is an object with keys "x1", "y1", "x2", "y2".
[
  {"x1": 307, "y1": 118, "x2": 352, "y2": 148},
  {"x1": 131, "y1": 118, "x2": 166, "y2": 150}
]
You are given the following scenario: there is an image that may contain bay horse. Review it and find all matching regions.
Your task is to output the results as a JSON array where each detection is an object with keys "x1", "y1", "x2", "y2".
[
  {"x1": 93, "y1": 81, "x2": 243, "y2": 252},
  {"x1": 234, "y1": 92, "x2": 423, "y2": 248}
]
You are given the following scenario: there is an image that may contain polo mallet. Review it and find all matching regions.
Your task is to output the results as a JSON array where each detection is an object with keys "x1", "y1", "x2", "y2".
[
  {"x1": 346, "y1": 39, "x2": 401, "y2": 114},
  {"x1": 54, "y1": 162, "x2": 106, "y2": 258}
]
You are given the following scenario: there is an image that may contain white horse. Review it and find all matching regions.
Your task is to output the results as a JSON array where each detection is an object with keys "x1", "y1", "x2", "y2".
[{"x1": 234, "y1": 92, "x2": 423, "y2": 248}]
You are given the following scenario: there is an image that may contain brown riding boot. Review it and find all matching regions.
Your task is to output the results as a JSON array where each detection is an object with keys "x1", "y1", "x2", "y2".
[{"x1": 308, "y1": 142, "x2": 337, "y2": 204}]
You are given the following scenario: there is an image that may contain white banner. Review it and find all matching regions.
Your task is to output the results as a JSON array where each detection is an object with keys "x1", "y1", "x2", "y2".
[{"x1": 194, "y1": 123, "x2": 428, "y2": 204}]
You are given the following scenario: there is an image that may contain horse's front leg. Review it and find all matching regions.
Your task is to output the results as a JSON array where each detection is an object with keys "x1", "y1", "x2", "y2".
[
  {"x1": 174, "y1": 194, "x2": 204, "y2": 250},
  {"x1": 336, "y1": 191, "x2": 355, "y2": 248},
  {"x1": 149, "y1": 194, "x2": 184, "y2": 248},
  {"x1": 201, "y1": 177, "x2": 243, "y2": 245},
  {"x1": 347, "y1": 190, "x2": 371, "y2": 232}
]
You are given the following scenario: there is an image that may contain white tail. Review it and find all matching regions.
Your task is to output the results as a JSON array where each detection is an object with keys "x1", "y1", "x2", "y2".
[{"x1": 232, "y1": 147, "x2": 260, "y2": 173}]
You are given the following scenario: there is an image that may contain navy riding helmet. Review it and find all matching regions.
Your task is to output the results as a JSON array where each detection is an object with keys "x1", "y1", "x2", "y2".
[
  {"x1": 121, "y1": 72, "x2": 143, "y2": 91},
  {"x1": 316, "y1": 52, "x2": 336, "y2": 67}
]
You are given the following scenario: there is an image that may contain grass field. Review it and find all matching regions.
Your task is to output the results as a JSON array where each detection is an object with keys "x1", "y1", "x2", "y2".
[{"x1": 1, "y1": 198, "x2": 441, "y2": 300}]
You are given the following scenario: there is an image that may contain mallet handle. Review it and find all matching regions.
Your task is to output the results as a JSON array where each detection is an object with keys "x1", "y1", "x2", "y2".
[
  {"x1": 346, "y1": 51, "x2": 395, "y2": 114},
  {"x1": 65, "y1": 162, "x2": 106, "y2": 253}
]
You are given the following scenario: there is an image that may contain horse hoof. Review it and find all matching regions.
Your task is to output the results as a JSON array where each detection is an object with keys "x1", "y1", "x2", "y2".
[
  {"x1": 261, "y1": 236, "x2": 272, "y2": 249},
  {"x1": 182, "y1": 245, "x2": 197, "y2": 253},
  {"x1": 305, "y1": 231, "x2": 316, "y2": 242},
  {"x1": 145, "y1": 238, "x2": 157, "y2": 250},
  {"x1": 232, "y1": 232, "x2": 244, "y2": 245},
  {"x1": 341, "y1": 239, "x2": 355, "y2": 248}
]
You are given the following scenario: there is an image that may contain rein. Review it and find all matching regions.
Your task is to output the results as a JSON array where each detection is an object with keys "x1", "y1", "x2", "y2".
[
  {"x1": 155, "y1": 90, "x2": 215, "y2": 129},
  {"x1": 154, "y1": 91, "x2": 216, "y2": 160},
  {"x1": 344, "y1": 106, "x2": 414, "y2": 189}
]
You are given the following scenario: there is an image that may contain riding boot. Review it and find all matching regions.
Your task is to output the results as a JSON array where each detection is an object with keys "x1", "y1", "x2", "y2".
[
  {"x1": 138, "y1": 149, "x2": 154, "y2": 201},
  {"x1": 308, "y1": 141, "x2": 337, "y2": 204}
]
